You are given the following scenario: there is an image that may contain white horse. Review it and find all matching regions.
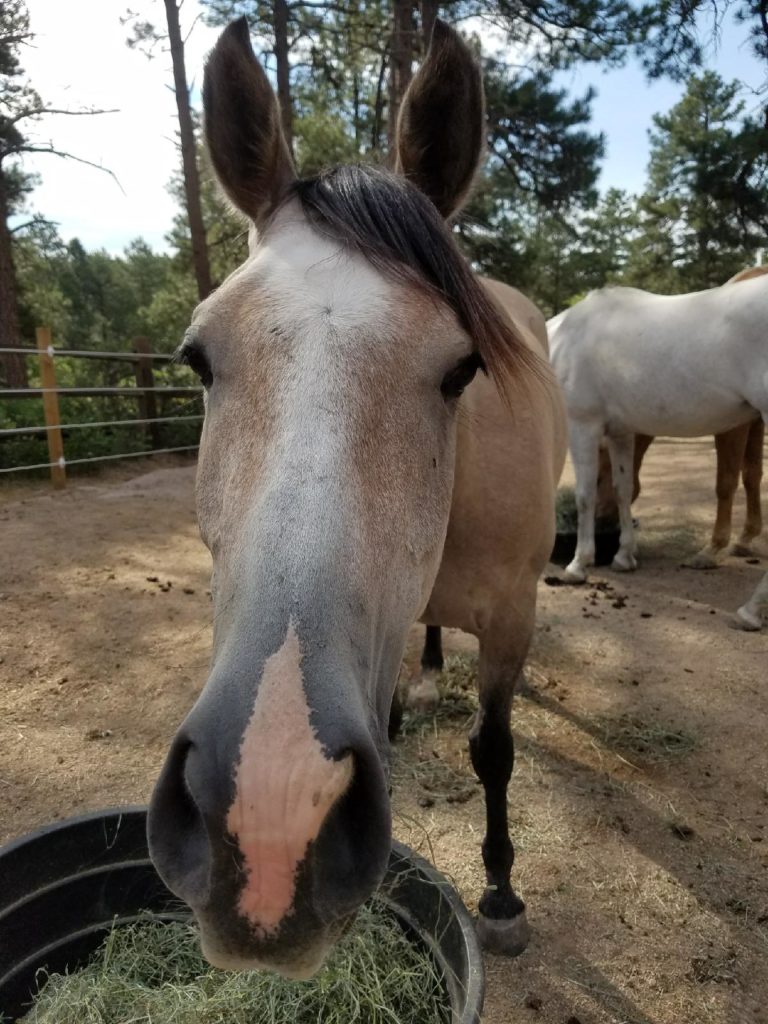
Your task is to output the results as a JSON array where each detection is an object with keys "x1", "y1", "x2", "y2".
[
  {"x1": 736, "y1": 571, "x2": 768, "y2": 630},
  {"x1": 549, "y1": 281, "x2": 768, "y2": 581}
]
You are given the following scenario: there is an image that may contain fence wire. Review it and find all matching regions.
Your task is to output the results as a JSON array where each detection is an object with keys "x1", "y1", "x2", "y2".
[
  {"x1": 1, "y1": 335, "x2": 201, "y2": 483},
  {"x1": 0, "y1": 414, "x2": 203, "y2": 438},
  {"x1": 0, "y1": 446, "x2": 199, "y2": 475}
]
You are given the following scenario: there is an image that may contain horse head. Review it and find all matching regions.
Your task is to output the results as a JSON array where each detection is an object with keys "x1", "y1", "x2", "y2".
[{"x1": 148, "y1": 17, "x2": 529, "y2": 977}]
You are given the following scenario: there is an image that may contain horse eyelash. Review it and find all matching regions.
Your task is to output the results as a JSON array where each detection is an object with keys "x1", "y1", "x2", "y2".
[
  {"x1": 176, "y1": 341, "x2": 213, "y2": 389},
  {"x1": 441, "y1": 352, "x2": 484, "y2": 400}
]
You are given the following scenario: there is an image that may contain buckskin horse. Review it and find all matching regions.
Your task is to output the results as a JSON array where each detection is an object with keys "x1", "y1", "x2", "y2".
[{"x1": 148, "y1": 19, "x2": 566, "y2": 978}]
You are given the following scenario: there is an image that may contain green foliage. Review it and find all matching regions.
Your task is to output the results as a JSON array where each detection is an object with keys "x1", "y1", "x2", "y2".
[
  {"x1": 458, "y1": 57, "x2": 607, "y2": 312},
  {"x1": 643, "y1": 0, "x2": 768, "y2": 81},
  {"x1": 1, "y1": 224, "x2": 202, "y2": 476},
  {"x1": 7, "y1": 0, "x2": 768, "y2": 481},
  {"x1": 201, "y1": 0, "x2": 391, "y2": 157},
  {"x1": 624, "y1": 72, "x2": 768, "y2": 293},
  {"x1": 456, "y1": 0, "x2": 658, "y2": 70},
  {"x1": 166, "y1": 134, "x2": 249, "y2": 291}
]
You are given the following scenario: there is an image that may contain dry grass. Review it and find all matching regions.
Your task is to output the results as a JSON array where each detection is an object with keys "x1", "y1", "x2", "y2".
[
  {"x1": 19, "y1": 904, "x2": 449, "y2": 1024},
  {"x1": 595, "y1": 713, "x2": 698, "y2": 763},
  {"x1": 399, "y1": 654, "x2": 479, "y2": 740}
]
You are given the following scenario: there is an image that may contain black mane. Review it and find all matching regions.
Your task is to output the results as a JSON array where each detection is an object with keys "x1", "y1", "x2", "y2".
[{"x1": 274, "y1": 164, "x2": 538, "y2": 390}]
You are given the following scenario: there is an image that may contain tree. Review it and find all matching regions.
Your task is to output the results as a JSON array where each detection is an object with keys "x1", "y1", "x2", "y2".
[
  {"x1": 0, "y1": 0, "x2": 115, "y2": 387},
  {"x1": 203, "y1": 1, "x2": 658, "y2": 161},
  {"x1": 387, "y1": 0, "x2": 415, "y2": 149},
  {"x1": 643, "y1": 0, "x2": 768, "y2": 82},
  {"x1": 165, "y1": 135, "x2": 248, "y2": 287},
  {"x1": 626, "y1": 72, "x2": 768, "y2": 292},
  {"x1": 458, "y1": 62, "x2": 605, "y2": 310},
  {"x1": 124, "y1": 1, "x2": 214, "y2": 301},
  {"x1": 576, "y1": 188, "x2": 639, "y2": 286},
  {"x1": 1, "y1": 1, "x2": 38, "y2": 387},
  {"x1": 201, "y1": 0, "x2": 392, "y2": 161},
  {"x1": 457, "y1": 0, "x2": 656, "y2": 68}
]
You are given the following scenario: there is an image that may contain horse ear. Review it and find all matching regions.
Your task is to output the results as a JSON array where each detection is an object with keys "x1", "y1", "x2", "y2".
[
  {"x1": 203, "y1": 17, "x2": 295, "y2": 225},
  {"x1": 395, "y1": 20, "x2": 485, "y2": 220}
]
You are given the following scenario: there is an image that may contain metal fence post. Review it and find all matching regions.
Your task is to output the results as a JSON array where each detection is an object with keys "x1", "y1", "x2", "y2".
[{"x1": 35, "y1": 327, "x2": 65, "y2": 489}]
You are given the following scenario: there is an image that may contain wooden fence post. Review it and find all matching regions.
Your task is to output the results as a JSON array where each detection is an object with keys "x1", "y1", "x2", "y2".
[
  {"x1": 35, "y1": 326, "x2": 65, "y2": 489},
  {"x1": 132, "y1": 336, "x2": 160, "y2": 447}
]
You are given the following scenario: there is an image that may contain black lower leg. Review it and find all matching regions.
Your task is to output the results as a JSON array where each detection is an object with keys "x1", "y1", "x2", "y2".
[
  {"x1": 388, "y1": 686, "x2": 403, "y2": 742},
  {"x1": 421, "y1": 625, "x2": 443, "y2": 673},
  {"x1": 469, "y1": 697, "x2": 525, "y2": 921}
]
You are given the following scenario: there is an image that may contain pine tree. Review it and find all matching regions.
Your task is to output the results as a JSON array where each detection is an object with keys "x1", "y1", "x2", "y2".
[{"x1": 627, "y1": 73, "x2": 768, "y2": 292}]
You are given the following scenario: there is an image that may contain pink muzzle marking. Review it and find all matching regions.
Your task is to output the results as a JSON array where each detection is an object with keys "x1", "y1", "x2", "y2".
[{"x1": 225, "y1": 622, "x2": 353, "y2": 937}]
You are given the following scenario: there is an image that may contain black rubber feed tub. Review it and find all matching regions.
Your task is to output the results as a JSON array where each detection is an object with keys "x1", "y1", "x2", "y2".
[
  {"x1": 550, "y1": 528, "x2": 621, "y2": 568},
  {"x1": 0, "y1": 807, "x2": 484, "y2": 1023}
]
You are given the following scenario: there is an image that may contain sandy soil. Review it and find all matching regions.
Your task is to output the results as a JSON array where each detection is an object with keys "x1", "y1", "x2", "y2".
[{"x1": 1, "y1": 442, "x2": 766, "y2": 1024}]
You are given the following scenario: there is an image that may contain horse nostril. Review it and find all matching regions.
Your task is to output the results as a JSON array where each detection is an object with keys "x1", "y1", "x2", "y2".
[{"x1": 148, "y1": 734, "x2": 212, "y2": 907}]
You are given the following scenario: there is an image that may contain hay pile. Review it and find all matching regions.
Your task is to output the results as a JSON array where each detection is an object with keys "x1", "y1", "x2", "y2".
[{"x1": 21, "y1": 901, "x2": 448, "y2": 1024}]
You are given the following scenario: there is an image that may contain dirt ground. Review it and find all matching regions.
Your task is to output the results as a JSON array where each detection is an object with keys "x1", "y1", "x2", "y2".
[{"x1": 1, "y1": 441, "x2": 766, "y2": 1024}]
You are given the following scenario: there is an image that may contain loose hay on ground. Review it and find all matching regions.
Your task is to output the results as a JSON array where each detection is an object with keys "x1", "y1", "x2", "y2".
[
  {"x1": 19, "y1": 903, "x2": 449, "y2": 1024},
  {"x1": 596, "y1": 713, "x2": 698, "y2": 763},
  {"x1": 400, "y1": 655, "x2": 479, "y2": 739}
]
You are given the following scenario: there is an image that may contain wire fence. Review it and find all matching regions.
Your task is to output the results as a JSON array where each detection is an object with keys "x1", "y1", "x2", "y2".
[{"x1": 0, "y1": 329, "x2": 203, "y2": 488}]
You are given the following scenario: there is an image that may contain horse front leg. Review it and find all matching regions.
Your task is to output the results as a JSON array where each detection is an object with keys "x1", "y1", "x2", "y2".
[
  {"x1": 470, "y1": 604, "x2": 534, "y2": 956},
  {"x1": 686, "y1": 425, "x2": 748, "y2": 568},
  {"x1": 606, "y1": 432, "x2": 637, "y2": 572},
  {"x1": 566, "y1": 420, "x2": 602, "y2": 582},
  {"x1": 735, "y1": 570, "x2": 768, "y2": 630},
  {"x1": 734, "y1": 419, "x2": 764, "y2": 554}
]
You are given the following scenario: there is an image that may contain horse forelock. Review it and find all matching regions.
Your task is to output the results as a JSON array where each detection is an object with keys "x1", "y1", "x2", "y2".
[{"x1": 262, "y1": 164, "x2": 540, "y2": 395}]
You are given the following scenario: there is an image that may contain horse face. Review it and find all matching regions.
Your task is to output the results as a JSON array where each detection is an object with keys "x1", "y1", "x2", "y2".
[{"x1": 149, "y1": 18, "x2": 489, "y2": 977}]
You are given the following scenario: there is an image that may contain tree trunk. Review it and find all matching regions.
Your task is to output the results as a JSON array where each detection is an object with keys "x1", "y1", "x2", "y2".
[
  {"x1": 372, "y1": 51, "x2": 388, "y2": 152},
  {"x1": 273, "y1": 0, "x2": 293, "y2": 153},
  {"x1": 387, "y1": 0, "x2": 416, "y2": 153},
  {"x1": 420, "y1": 0, "x2": 439, "y2": 44},
  {"x1": 164, "y1": 0, "x2": 213, "y2": 301},
  {"x1": 0, "y1": 164, "x2": 28, "y2": 388}
]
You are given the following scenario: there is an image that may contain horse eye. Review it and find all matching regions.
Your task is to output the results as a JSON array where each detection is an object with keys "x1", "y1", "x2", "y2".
[
  {"x1": 441, "y1": 352, "x2": 483, "y2": 400},
  {"x1": 179, "y1": 343, "x2": 213, "y2": 389}
]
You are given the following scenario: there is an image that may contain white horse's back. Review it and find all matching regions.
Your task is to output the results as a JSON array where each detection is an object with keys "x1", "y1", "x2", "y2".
[
  {"x1": 549, "y1": 282, "x2": 768, "y2": 437},
  {"x1": 550, "y1": 279, "x2": 768, "y2": 581}
]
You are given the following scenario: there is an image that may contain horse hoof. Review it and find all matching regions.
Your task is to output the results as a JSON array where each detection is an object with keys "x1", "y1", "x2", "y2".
[
  {"x1": 563, "y1": 560, "x2": 587, "y2": 583},
  {"x1": 477, "y1": 910, "x2": 530, "y2": 957},
  {"x1": 730, "y1": 543, "x2": 756, "y2": 558},
  {"x1": 683, "y1": 551, "x2": 721, "y2": 570},
  {"x1": 734, "y1": 606, "x2": 763, "y2": 631},
  {"x1": 405, "y1": 673, "x2": 440, "y2": 714},
  {"x1": 611, "y1": 553, "x2": 637, "y2": 572}
]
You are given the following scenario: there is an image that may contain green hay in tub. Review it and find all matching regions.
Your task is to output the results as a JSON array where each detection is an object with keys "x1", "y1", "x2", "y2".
[
  {"x1": 20, "y1": 900, "x2": 449, "y2": 1024},
  {"x1": 555, "y1": 486, "x2": 580, "y2": 534},
  {"x1": 556, "y1": 486, "x2": 618, "y2": 534}
]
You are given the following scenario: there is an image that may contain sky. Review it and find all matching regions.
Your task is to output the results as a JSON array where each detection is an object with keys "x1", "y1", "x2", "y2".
[{"x1": 12, "y1": 0, "x2": 768, "y2": 255}]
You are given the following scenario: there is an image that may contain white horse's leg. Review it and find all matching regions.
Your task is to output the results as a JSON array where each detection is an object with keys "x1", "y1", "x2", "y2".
[
  {"x1": 735, "y1": 571, "x2": 768, "y2": 631},
  {"x1": 606, "y1": 432, "x2": 637, "y2": 572},
  {"x1": 565, "y1": 421, "x2": 602, "y2": 582}
]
